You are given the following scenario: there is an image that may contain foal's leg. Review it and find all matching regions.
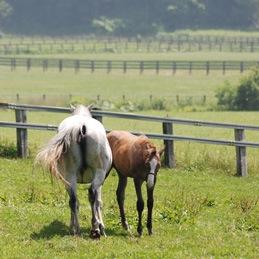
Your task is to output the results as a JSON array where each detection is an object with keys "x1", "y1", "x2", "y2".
[
  {"x1": 116, "y1": 174, "x2": 129, "y2": 230},
  {"x1": 65, "y1": 174, "x2": 80, "y2": 235},
  {"x1": 146, "y1": 185, "x2": 155, "y2": 235},
  {"x1": 134, "y1": 178, "x2": 144, "y2": 236}
]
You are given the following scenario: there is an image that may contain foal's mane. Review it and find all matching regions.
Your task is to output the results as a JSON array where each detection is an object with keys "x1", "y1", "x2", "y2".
[{"x1": 137, "y1": 136, "x2": 157, "y2": 164}]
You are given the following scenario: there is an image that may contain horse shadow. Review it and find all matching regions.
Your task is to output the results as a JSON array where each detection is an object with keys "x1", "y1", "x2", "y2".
[
  {"x1": 31, "y1": 220, "x2": 128, "y2": 240},
  {"x1": 31, "y1": 220, "x2": 72, "y2": 240}
]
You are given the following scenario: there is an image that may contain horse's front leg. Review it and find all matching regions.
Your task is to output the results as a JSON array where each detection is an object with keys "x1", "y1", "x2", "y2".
[
  {"x1": 65, "y1": 175, "x2": 80, "y2": 235},
  {"x1": 146, "y1": 186, "x2": 154, "y2": 235},
  {"x1": 134, "y1": 178, "x2": 144, "y2": 236},
  {"x1": 116, "y1": 174, "x2": 129, "y2": 231}
]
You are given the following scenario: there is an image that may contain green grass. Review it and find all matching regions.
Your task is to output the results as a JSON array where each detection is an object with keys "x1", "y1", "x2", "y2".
[
  {"x1": 0, "y1": 157, "x2": 258, "y2": 258},
  {"x1": 0, "y1": 31, "x2": 259, "y2": 257},
  {"x1": 163, "y1": 29, "x2": 259, "y2": 38},
  {"x1": 0, "y1": 67, "x2": 245, "y2": 106}
]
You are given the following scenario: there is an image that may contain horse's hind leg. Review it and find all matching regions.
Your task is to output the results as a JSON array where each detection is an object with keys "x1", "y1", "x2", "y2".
[
  {"x1": 95, "y1": 186, "x2": 106, "y2": 237},
  {"x1": 65, "y1": 175, "x2": 80, "y2": 235},
  {"x1": 88, "y1": 169, "x2": 106, "y2": 239},
  {"x1": 134, "y1": 178, "x2": 144, "y2": 236},
  {"x1": 116, "y1": 174, "x2": 129, "y2": 230}
]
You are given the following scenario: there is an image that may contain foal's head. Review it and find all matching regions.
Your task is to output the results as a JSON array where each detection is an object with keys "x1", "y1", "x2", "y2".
[{"x1": 143, "y1": 141, "x2": 164, "y2": 189}]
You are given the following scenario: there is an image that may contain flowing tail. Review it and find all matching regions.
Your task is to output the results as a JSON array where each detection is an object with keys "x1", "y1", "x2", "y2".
[{"x1": 35, "y1": 124, "x2": 86, "y2": 186}]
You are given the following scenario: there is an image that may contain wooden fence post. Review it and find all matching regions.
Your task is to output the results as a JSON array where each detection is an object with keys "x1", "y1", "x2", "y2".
[
  {"x1": 107, "y1": 61, "x2": 111, "y2": 74},
  {"x1": 15, "y1": 109, "x2": 28, "y2": 158},
  {"x1": 59, "y1": 59, "x2": 63, "y2": 72},
  {"x1": 123, "y1": 61, "x2": 127, "y2": 73},
  {"x1": 91, "y1": 61, "x2": 95, "y2": 73},
  {"x1": 189, "y1": 62, "x2": 192, "y2": 75},
  {"x1": 222, "y1": 61, "x2": 226, "y2": 75},
  {"x1": 11, "y1": 58, "x2": 16, "y2": 71},
  {"x1": 162, "y1": 122, "x2": 175, "y2": 168},
  {"x1": 75, "y1": 60, "x2": 80, "y2": 73},
  {"x1": 206, "y1": 61, "x2": 210, "y2": 75},
  {"x1": 235, "y1": 129, "x2": 247, "y2": 177},
  {"x1": 27, "y1": 58, "x2": 31, "y2": 71},
  {"x1": 240, "y1": 62, "x2": 244, "y2": 73},
  {"x1": 156, "y1": 61, "x2": 159, "y2": 74},
  {"x1": 140, "y1": 61, "x2": 144, "y2": 74},
  {"x1": 172, "y1": 61, "x2": 176, "y2": 75},
  {"x1": 92, "y1": 108, "x2": 103, "y2": 124}
]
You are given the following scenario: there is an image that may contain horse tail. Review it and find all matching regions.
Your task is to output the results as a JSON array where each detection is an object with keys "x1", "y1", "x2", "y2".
[
  {"x1": 78, "y1": 124, "x2": 87, "y2": 173},
  {"x1": 35, "y1": 128, "x2": 75, "y2": 186}
]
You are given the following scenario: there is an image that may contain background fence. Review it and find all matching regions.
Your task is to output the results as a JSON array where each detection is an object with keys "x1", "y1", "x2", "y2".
[
  {"x1": 0, "y1": 57, "x2": 258, "y2": 74},
  {"x1": 1, "y1": 102, "x2": 259, "y2": 177},
  {"x1": 1, "y1": 36, "x2": 259, "y2": 54}
]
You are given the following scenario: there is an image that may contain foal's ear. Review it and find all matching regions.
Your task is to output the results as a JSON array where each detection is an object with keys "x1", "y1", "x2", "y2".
[{"x1": 158, "y1": 148, "x2": 165, "y2": 157}]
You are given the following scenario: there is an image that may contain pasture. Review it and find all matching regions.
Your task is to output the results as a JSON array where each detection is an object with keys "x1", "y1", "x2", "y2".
[
  {"x1": 0, "y1": 32, "x2": 259, "y2": 257},
  {"x1": 0, "y1": 67, "x2": 246, "y2": 107},
  {"x1": 0, "y1": 151, "x2": 258, "y2": 257}
]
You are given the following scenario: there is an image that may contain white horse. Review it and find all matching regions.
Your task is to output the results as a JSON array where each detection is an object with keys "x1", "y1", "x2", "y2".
[{"x1": 36, "y1": 105, "x2": 112, "y2": 239}]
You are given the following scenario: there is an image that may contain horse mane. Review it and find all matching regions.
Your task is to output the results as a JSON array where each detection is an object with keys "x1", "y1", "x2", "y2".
[
  {"x1": 136, "y1": 136, "x2": 157, "y2": 164},
  {"x1": 72, "y1": 105, "x2": 92, "y2": 117}
]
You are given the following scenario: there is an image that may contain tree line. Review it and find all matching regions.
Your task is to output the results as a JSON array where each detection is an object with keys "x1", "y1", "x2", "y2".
[{"x1": 0, "y1": 0, "x2": 259, "y2": 36}]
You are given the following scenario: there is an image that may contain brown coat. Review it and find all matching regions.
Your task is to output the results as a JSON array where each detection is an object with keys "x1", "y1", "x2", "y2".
[{"x1": 107, "y1": 131, "x2": 160, "y2": 179}]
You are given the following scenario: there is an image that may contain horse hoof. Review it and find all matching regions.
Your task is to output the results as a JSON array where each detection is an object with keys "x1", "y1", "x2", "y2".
[
  {"x1": 70, "y1": 227, "x2": 80, "y2": 236},
  {"x1": 90, "y1": 229, "x2": 101, "y2": 239},
  {"x1": 148, "y1": 229, "x2": 153, "y2": 235},
  {"x1": 99, "y1": 225, "x2": 107, "y2": 237},
  {"x1": 122, "y1": 222, "x2": 129, "y2": 231},
  {"x1": 137, "y1": 230, "x2": 143, "y2": 237}
]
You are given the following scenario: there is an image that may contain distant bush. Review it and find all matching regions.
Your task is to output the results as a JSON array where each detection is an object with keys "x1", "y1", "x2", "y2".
[
  {"x1": 215, "y1": 81, "x2": 237, "y2": 110},
  {"x1": 216, "y1": 68, "x2": 259, "y2": 110}
]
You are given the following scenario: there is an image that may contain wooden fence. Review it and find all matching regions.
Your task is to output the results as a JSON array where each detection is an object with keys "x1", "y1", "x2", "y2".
[
  {"x1": 0, "y1": 57, "x2": 258, "y2": 74},
  {"x1": 1, "y1": 102, "x2": 259, "y2": 177},
  {"x1": 1, "y1": 35, "x2": 259, "y2": 53}
]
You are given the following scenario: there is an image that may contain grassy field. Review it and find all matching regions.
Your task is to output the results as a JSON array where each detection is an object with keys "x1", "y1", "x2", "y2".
[
  {"x1": 1, "y1": 30, "x2": 259, "y2": 55},
  {"x1": 0, "y1": 156, "x2": 259, "y2": 258},
  {"x1": 0, "y1": 31, "x2": 259, "y2": 257},
  {"x1": 0, "y1": 155, "x2": 258, "y2": 258},
  {"x1": 0, "y1": 67, "x2": 247, "y2": 107}
]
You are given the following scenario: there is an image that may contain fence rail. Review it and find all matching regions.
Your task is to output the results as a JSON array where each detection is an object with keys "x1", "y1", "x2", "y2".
[
  {"x1": 1, "y1": 35, "x2": 259, "y2": 54},
  {"x1": 0, "y1": 57, "x2": 258, "y2": 74},
  {"x1": 1, "y1": 102, "x2": 259, "y2": 177}
]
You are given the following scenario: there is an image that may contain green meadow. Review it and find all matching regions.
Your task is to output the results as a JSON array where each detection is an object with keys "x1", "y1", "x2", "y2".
[{"x1": 0, "y1": 33, "x2": 259, "y2": 258}]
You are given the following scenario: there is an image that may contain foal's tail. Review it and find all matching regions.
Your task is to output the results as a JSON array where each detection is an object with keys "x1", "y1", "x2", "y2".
[{"x1": 35, "y1": 125, "x2": 85, "y2": 186}]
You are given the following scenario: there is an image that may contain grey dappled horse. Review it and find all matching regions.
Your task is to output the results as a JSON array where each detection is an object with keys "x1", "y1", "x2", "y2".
[{"x1": 36, "y1": 105, "x2": 112, "y2": 239}]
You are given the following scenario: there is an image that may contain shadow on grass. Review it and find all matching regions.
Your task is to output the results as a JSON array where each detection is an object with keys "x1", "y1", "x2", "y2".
[
  {"x1": 31, "y1": 220, "x2": 71, "y2": 240},
  {"x1": 31, "y1": 220, "x2": 129, "y2": 239}
]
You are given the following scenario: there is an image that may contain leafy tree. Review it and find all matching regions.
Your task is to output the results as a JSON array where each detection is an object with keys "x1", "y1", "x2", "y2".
[
  {"x1": 216, "y1": 69, "x2": 259, "y2": 111},
  {"x1": 0, "y1": 0, "x2": 11, "y2": 28},
  {"x1": 3, "y1": 0, "x2": 259, "y2": 35}
]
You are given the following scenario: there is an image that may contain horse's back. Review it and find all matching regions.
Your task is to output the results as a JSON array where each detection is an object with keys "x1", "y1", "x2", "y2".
[
  {"x1": 60, "y1": 114, "x2": 112, "y2": 182},
  {"x1": 107, "y1": 131, "x2": 147, "y2": 177}
]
